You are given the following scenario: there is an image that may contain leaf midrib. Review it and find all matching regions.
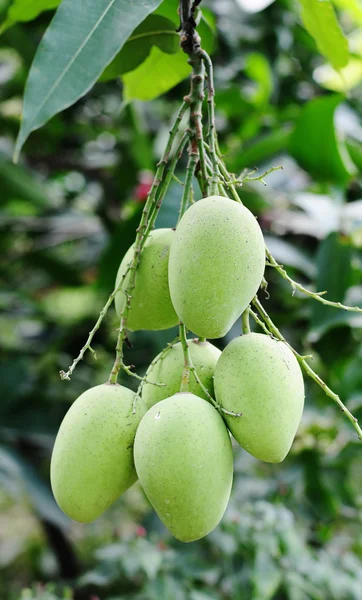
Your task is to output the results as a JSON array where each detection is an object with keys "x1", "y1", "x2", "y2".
[{"x1": 128, "y1": 29, "x2": 179, "y2": 43}]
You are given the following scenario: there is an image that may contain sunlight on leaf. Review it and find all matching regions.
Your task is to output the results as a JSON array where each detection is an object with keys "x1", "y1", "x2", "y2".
[
  {"x1": 123, "y1": 46, "x2": 190, "y2": 101},
  {"x1": 299, "y1": 0, "x2": 349, "y2": 70}
]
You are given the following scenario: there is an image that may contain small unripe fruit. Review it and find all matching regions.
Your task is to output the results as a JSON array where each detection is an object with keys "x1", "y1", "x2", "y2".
[
  {"x1": 168, "y1": 196, "x2": 265, "y2": 338},
  {"x1": 51, "y1": 384, "x2": 146, "y2": 523},
  {"x1": 134, "y1": 393, "x2": 233, "y2": 542},
  {"x1": 142, "y1": 339, "x2": 221, "y2": 409},
  {"x1": 115, "y1": 228, "x2": 178, "y2": 331},
  {"x1": 214, "y1": 333, "x2": 305, "y2": 463}
]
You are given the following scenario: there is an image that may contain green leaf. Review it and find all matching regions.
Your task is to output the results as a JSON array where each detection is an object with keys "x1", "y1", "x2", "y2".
[
  {"x1": 14, "y1": 0, "x2": 163, "y2": 160},
  {"x1": 289, "y1": 95, "x2": 354, "y2": 185},
  {"x1": 155, "y1": 0, "x2": 215, "y2": 54},
  {"x1": 253, "y1": 549, "x2": 282, "y2": 600},
  {"x1": 0, "y1": 0, "x2": 60, "y2": 33},
  {"x1": 155, "y1": 0, "x2": 182, "y2": 23},
  {"x1": 41, "y1": 286, "x2": 101, "y2": 325},
  {"x1": 0, "y1": 159, "x2": 50, "y2": 208},
  {"x1": 114, "y1": 0, "x2": 214, "y2": 94},
  {"x1": 244, "y1": 52, "x2": 273, "y2": 107},
  {"x1": 123, "y1": 46, "x2": 191, "y2": 101},
  {"x1": 346, "y1": 138, "x2": 362, "y2": 172},
  {"x1": 314, "y1": 57, "x2": 362, "y2": 92},
  {"x1": 332, "y1": 0, "x2": 362, "y2": 25},
  {"x1": 231, "y1": 126, "x2": 292, "y2": 172},
  {"x1": 100, "y1": 15, "x2": 179, "y2": 81},
  {"x1": 298, "y1": 0, "x2": 349, "y2": 70},
  {"x1": 310, "y1": 232, "x2": 361, "y2": 339}
]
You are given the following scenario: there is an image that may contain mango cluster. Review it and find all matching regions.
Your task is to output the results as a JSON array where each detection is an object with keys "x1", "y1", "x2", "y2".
[{"x1": 51, "y1": 196, "x2": 305, "y2": 542}]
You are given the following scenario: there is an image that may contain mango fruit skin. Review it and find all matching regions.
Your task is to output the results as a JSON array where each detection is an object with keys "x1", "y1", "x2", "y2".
[
  {"x1": 214, "y1": 333, "x2": 305, "y2": 463},
  {"x1": 115, "y1": 228, "x2": 178, "y2": 331},
  {"x1": 168, "y1": 196, "x2": 265, "y2": 338},
  {"x1": 51, "y1": 383, "x2": 146, "y2": 523},
  {"x1": 142, "y1": 339, "x2": 221, "y2": 409},
  {"x1": 134, "y1": 393, "x2": 233, "y2": 542}
]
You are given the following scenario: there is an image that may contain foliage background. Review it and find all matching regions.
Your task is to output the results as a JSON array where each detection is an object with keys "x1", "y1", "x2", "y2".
[{"x1": 1, "y1": 0, "x2": 362, "y2": 598}]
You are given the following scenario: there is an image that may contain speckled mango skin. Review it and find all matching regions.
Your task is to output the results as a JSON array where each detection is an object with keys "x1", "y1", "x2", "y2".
[
  {"x1": 115, "y1": 228, "x2": 178, "y2": 331},
  {"x1": 168, "y1": 196, "x2": 265, "y2": 339},
  {"x1": 142, "y1": 339, "x2": 221, "y2": 409},
  {"x1": 214, "y1": 333, "x2": 305, "y2": 463},
  {"x1": 134, "y1": 393, "x2": 233, "y2": 542},
  {"x1": 51, "y1": 383, "x2": 146, "y2": 523}
]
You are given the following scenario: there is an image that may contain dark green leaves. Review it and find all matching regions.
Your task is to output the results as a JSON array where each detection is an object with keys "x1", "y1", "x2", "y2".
[
  {"x1": 298, "y1": 0, "x2": 349, "y2": 70},
  {"x1": 14, "y1": 0, "x2": 163, "y2": 159},
  {"x1": 289, "y1": 95, "x2": 354, "y2": 185}
]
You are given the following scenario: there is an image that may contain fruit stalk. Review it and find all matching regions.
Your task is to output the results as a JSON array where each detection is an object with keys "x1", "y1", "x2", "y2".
[
  {"x1": 178, "y1": 323, "x2": 241, "y2": 417},
  {"x1": 179, "y1": 323, "x2": 193, "y2": 393},
  {"x1": 134, "y1": 335, "x2": 180, "y2": 412},
  {"x1": 203, "y1": 140, "x2": 242, "y2": 203},
  {"x1": 201, "y1": 50, "x2": 221, "y2": 195},
  {"x1": 108, "y1": 127, "x2": 189, "y2": 385},
  {"x1": 144, "y1": 125, "x2": 190, "y2": 239},
  {"x1": 252, "y1": 296, "x2": 362, "y2": 440},
  {"x1": 265, "y1": 248, "x2": 362, "y2": 314},
  {"x1": 241, "y1": 309, "x2": 251, "y2": 334},
  {"x1": 178, "y1": 140, "x2": 198, "y2": 223}
]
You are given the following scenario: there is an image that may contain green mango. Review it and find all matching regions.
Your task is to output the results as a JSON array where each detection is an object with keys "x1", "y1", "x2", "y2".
[
  {"x1": 134, "y1": 393, "x2": 233, "y2": 542},
  {"x1": 51, "y1": 383, "x2": 146, "y2": 523},
  {"x1": 115, "y1": 228, "x2": 178, "y2": 331},
  {"x1": 142, "y1": 339, "x2": 221, "y2": 409},
  {"x1": 168, "y1": 196, "x2": 265, "y2": 338},
  {"x1": 214, "y1": 333, "x2": 305, "y2": 463}
]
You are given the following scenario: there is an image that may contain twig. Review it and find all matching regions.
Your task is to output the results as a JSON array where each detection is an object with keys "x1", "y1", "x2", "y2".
[
  {"x1": 180, "y1": 0, "x2": 209, "y2": 197},
  {"x1": 179, "y1": 323, "x2": 241, "y2": 417},
  {"x1": 252, "y1": 296, "x2": 362, "y2": 440},
  {"x1": 179, "y1": 322, "x2": 193, "y2": 392},
  {"x1": 227, "y1": 165, "x2": 283, "y2": 187},
  {"x1": 178, "y1": 138, "x2": 199, "y2": 223},
  {"x1": 201, "y1": 50, "x2": 221, "y2": 195},
  {"x1": 145, "y1": 131, "x2": 189, "y2": 238},
  {"x1": 265, "y1": 248, "x2": 362, "y2": 314},
  {"x1": 203, "y1": 141, "x2": 242, "y2": 203},
  {"x1": 133, "y1": 336, "x2": 180, "y2": 413},
  {"x1": 59, "y1": 264, "x2": 131, "y2": 380},
  {"x1": 108, "y1": 128, "x2": 188, "y2": 385}
]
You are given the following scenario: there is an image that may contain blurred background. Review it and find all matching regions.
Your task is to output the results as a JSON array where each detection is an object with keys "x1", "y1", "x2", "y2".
[{"x1": 1, "y1": 0, "x2": 362, "y2": 598}]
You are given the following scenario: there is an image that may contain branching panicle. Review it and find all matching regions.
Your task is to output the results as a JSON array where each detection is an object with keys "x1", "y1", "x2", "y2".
[{"x1": 61, "y1": 0, "x2": 362, "y2": 443}]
